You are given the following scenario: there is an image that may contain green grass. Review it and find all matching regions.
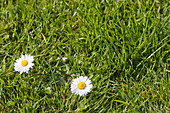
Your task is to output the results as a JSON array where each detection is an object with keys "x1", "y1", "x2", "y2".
[{"x1": 0, "y1": 0, "x2": 169, "y2": 112}]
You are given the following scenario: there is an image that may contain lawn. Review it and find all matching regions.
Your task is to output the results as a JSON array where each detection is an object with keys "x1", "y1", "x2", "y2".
[{"x1": 0, "y1": 0, "x2": 169, "y2": 112}]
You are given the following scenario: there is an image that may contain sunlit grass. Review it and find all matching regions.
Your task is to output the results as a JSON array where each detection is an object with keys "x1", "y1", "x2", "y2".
[{"x1": 0, "y1": 0, "x2": 169, "y2": 112}]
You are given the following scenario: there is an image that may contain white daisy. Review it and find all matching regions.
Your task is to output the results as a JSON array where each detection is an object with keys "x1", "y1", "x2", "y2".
[
  {"x1": 14, "y1": 54, "x2": 34, "y2": 74},
  {"x1": 71, "y1": 76, "x2": 93, "y2": 96}
]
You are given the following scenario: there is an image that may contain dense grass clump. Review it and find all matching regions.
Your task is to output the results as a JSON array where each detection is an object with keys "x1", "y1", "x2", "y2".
[{"x1": 0, "y1": 0, "x2": 169, "y2": 112}]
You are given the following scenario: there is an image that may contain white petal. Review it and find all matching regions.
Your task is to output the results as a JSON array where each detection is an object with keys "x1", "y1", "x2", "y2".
[
  {"x1": 29, "y1": 56, "x2": 34, "y2": 62},
  {"x1": 85, "y1": 80, "x2": 91, "y2": 85},
  {"x1": 83, "y1": 76, "x2": 88, "y2": 82},
  {"x1": 78, "y1": 76, "x2": 83, "y2": 82}
]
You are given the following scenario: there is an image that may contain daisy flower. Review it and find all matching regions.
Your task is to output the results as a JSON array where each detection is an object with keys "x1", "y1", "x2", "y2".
[
  {"x1": 71, "y1": 76, "x2": 93, "y2": 96},
  {"x1": 14, "y1": 54, "x2": 34, "y2": 74}
]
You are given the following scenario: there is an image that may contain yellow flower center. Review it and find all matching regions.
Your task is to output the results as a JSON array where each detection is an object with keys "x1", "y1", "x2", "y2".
[
  {"x1": 21, "y1": 60, "x2": 28, "y2": 67},
  {"x1": 77, "y1": 82, "x2": 86, "y2": 89}
]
